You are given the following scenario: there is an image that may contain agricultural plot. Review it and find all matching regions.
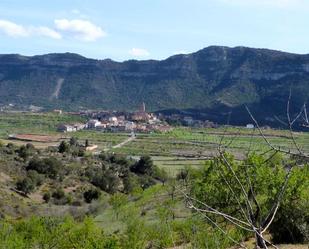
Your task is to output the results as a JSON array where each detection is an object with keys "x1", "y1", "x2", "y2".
[
  {"x1": 0, "y1": 113, "x2": 130, "y2": 150},
  {"x1": 1, "y1": 113, "x2": 309, "y2": 176},
  {"x1": 112, "y1": 127, "x2": 309, "y2": 175},
  {"x1": 71, "y1": 130, "x2": 131, "y2": 150},
  {"x1": 0, "y1": 112, "x2": 85, "y2": 137}
]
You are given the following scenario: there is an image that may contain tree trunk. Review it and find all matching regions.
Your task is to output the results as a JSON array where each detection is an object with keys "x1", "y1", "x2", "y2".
[{"x1": 255, "y1": 230, "x2": 268, "y2": 249}]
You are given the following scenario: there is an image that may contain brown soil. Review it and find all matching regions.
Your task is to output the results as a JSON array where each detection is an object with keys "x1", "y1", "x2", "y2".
[{"x1": 9, "y1": 134, "x2": 60, "y2": 143}]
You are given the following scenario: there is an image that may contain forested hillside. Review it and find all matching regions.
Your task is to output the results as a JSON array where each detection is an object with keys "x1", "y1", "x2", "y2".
[{"x1": 1, "y1": 46, "x2": 309, "y2": 125}]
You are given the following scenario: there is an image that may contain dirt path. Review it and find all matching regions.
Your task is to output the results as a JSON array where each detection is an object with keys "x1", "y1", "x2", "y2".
[{"x1": 102, "y1": 133, "x2": 136, "y2": 152}]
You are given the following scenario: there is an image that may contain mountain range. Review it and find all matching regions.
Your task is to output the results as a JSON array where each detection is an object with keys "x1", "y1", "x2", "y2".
[{"x1": 1, "y1": 46, "x2": 309, "y2": 126}]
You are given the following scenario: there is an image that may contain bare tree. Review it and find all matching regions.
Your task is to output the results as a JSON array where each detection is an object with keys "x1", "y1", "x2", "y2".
[{"x1": 181, "y1": 92, "x2": 308, "y2": 249}]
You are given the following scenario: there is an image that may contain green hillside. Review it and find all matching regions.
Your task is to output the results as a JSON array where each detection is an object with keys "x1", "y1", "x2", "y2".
[{"x1": 1, "y1": 46, "x2": 309, "y2": 125}]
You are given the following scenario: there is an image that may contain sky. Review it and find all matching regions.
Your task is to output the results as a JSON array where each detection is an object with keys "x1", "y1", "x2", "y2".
[{"x1": 0, "y1": 0, "x2": 309, "y2": 61}]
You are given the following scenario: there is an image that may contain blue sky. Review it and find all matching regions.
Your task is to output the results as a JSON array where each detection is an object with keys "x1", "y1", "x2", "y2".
[{"x1": 0, "y1": 0, "x2": 309, "y2": 61}]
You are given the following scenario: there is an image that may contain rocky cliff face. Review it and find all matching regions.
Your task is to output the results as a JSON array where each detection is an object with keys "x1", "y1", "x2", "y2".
[{"x1": 1, "y1": 46, "x2": 309, "y2": 125}]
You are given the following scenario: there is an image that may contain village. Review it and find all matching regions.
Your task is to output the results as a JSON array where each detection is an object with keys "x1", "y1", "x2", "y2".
[{"x1": 57, "y1": 103, "x2": 173, "y2": 133}]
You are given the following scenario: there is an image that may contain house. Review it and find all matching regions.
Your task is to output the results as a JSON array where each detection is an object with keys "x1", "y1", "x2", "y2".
[
  {"x1": 131, "y1": 112, "x2": 150, "y2": 122},
  {"x1": 73, "y1": 123, "x2": 85, "y2": 131},
  {"x1": 246, "y1": 124, "x2": 255, "y2": 129},
  {"x1": 108, "y1": 125, "x2": 126, "y2": 132},
  {"x1": 183, "y1": 116, "x2": 194, "y2": 125},
  {"x1": 53, "y1": 109, "x2": 62, "y2": 114},
  {"x1": 125, "y1": 121, "x2": 136, "y2": 131},
  {"x1": 57, "y1": 124, "x2": 76, "y2": 132},
  {"x1": 109, "y1": 116, "x2": 118, "y2": 123},
  {"x1": 86, "y1": 119, "x2": 101, "y2": 129},
  {"x1": 131, "y1": 102, "x2": 151, "y2": 122},
  {"x1": 117, "y1": 115, "x2": 126, "y2": 121}
]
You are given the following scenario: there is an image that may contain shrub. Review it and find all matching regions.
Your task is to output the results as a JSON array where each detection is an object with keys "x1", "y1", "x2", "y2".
[
  {"x1": 0, "y1": 216, "x2": 121, "y2": 248},
  {"x1": 189, "y1": 153, "x2": 309, "y2": 245},
  {"x1": 43, "y1": 192, "x2": 51, "y2": 203},
  {"x1": 131, "y1": 155, "x2": 154, "y2": 175},
  {"x1": 52, "y1": 188, "x2": 65, "y2": 200},
  {"x1": 153, "y1": 166, "x2": 168, "y2": 184},
  {"x1": 58, "y1": 141, "x2": 70, "y2": 153},
  {"x1": 89, "y1": 169, "x2": 120, "y2": 194},
  {"x1": 109, "y1": 193, "x2": 128, "y2": 219},
  {"x1": 176, "y1": 168, "x2": 189, "y2": 182},
  {"x1": 123, "y1": 174, "x2": 139, "y2": 194},
  {"x1": 27, "y1": 170, "x2": 44, "y2": 186},
  {"x1": 5, "y1": 143, "x2": 17, "y2": 154},
  {"x1": 83, "y1": 188, "x2": 101, "y2": 203},
  {"x1": 18, "y1": 146, "x2": 30, "y2": 160},
  {"x1": 27, "y1": 157, "x2": 62, "y2": 179},
  {"x1": 69, "y1": 137, "x2": 78, "y2": 146},
  {"x1": 139, "y1": 175, "x2": 156, "y2": 190},
  {"x1": 16, "y1": 177, "x2": 35, "y2": 194}
]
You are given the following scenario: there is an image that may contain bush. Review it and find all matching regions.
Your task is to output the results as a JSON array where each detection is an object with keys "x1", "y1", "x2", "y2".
[
  {"x1": 5, "y1": 143, "x2": 17, "y2": 154},
  {"x1": 0, "y1": 216, "x2": 121, "y2": 248},
  {"x1": 69, "y1": 137, "x2": 78, "y2": 146},
  {"x1": 58, "y1": 141, "x2": 70, "y2": 153},
  {"x1": 17, "y1": 145, "x2": 34, "y2": 160},
  {"x1": 89, "y1": 169, "x2": 120, "y2": 194},
  {"x1": 27, "y1": 170, "x2": 44, "y2": 186},
  {"x1": 153, "y1": 166, "x2": 168, "y2": 184},
  {"x1": 52, "y1": 188, "x2": 65, "y2": 200},
  {"x1": 139, "y1": 175, "x2": 156, "y2": 190},
  {"x1": 176, "y1": 168, "x2": 189, "y2": 182},
  {"x1": 83, "y1": 188, "x2": 101, "y2": 203},
  {"x1": 131, "y1": 155, "x2": 154, "y2": 175},
  {"x1": 43, "y1": 192, "x2": 51, "y2": 203},
  {"x1": 123, "y1": 174, "x2": 139, "y2": 194},
  {"x1": 27, "y1": 157, "x2": 62, "y2": 179},
  {"x1": 189, "y1": 153, "x2": 309, "y2": 245},
  {"x1": 269, "y1": 164, "x2": 309, "y2": 243},
  {"x1": 16, "y1": 177, "x2": 35, "y2": 194},
  {"x1": 109, "y1": 193, "x2": 128, "y2": 219}
]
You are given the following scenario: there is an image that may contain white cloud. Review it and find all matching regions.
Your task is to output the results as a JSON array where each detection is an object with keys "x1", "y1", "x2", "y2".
[
  {"x1": 0, "y1": 20, "x2": 28, "y2": 37},
  {"x1": 0, "y1": 19, "x2": 61, "y2": 39},
  {"x1": 129, "y1": 48, "x2": 150, "y2": 57},
  {"x1": 32, "y1": 26, "x2": 62, "y2": 39},
  {"x1": 0, "y1": 18, "x2": 105, "y2": 42},
  {"x1": 54, "y1": 19, "x2": 106, "y2": 42}
]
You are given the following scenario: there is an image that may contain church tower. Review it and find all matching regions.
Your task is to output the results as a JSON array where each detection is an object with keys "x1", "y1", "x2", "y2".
[{"x1": 140, "y1": 102, "x2": 146, "y2": 113}]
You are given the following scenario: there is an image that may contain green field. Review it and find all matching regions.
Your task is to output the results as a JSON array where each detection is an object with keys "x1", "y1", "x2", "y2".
[
  {"x1": 1, "y1": 112, "x2": 309, "y2": 176},
  {"x1": 111, "y1": 127, "x2": 309, "y2": 175},
  {"x1": 0, "y1": 112, "x2": 308, "y2": 248}
]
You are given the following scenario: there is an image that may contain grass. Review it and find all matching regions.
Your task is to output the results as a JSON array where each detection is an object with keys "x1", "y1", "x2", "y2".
[
  {"x1": 2, "y1": 112, "x2": 309, "y2": 176},
  {"x1": 0, "y1": 112, "x2": 85, "y2": 137},
  {"x1": 94, "y1": 184, "x2": 190, "y2": 234}
]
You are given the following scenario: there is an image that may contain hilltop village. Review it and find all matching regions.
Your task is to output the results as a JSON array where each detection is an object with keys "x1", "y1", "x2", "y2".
[{"x1": 57, "y1": 103, "x2": 173, "y2": 133}]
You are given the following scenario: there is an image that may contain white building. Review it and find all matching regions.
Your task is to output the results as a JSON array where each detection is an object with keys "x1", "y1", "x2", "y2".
[
  {"x1": 125, "y1": 121, "x2": 136, "y2": 131},
  {"x1": 109, "y1": 116, "x2": 118, "y2": 122},
  {"x1": 57, "y1": 124, "x2": 76, "y2": 132},
  {"x1": 246, "y1": 124, "x2": 254, "y2": 129},
  {"x1": 86, "y1": 119, "x2": 101, "y2": 129},
  {"x1": 184, "y1": 116, "x2": 194, "y2": 125}
]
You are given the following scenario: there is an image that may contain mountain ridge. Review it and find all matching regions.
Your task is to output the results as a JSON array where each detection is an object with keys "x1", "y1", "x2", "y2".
[{"x1": 1, "y1": 46, "x2": 309, "y2": 125}]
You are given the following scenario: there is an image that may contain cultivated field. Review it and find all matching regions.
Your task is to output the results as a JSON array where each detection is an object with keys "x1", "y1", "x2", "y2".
[{"x1": 1, "y1": 112, "x2": 309, "y2": 176}]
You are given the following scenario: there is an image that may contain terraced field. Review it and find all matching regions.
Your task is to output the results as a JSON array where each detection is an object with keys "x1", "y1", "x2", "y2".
[
  {"x1": 1, "y1": 112, "x2": 309, "y2": 176},
  {"x1": 112, "y1": 127, "x2": 309, "y2": 175}
]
